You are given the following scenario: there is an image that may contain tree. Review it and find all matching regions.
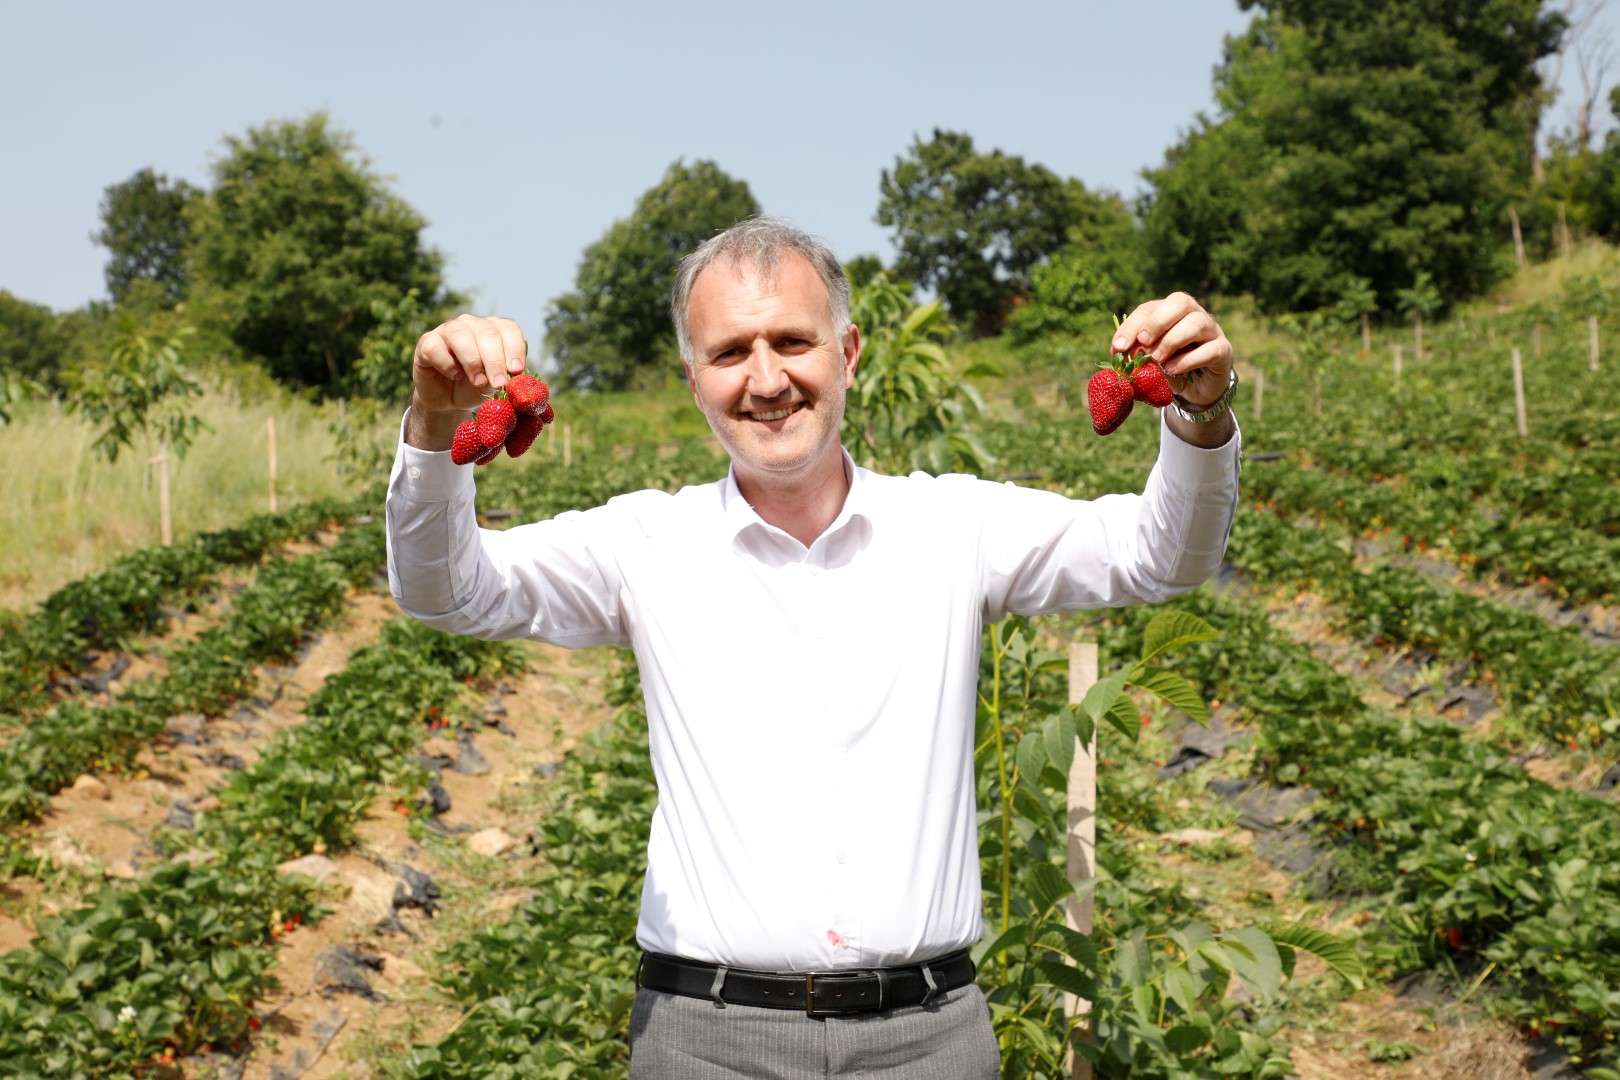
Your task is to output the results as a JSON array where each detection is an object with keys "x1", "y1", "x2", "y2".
[
  {"x1": 876, "y1": 130, "x2": 1074, "y2": 336},
  {"x1": 546, "y1": 160, "x2": 760, "y2": 391},
  {"x1": 1005, "y1": 249, "x2": 1118, "y2": 346},
  {"x1": 187, "y1": 113, "x2": 456, "y2": 390},
  {"x1": 70, "y1": 317, "x2": 206, "y2": 464},
  {"x1": 1143, "y1": 1, "x2": 1565, "y2": 313},
  {"x1": 0, "y1": 290, "x2": 70, "y2": 388},
  {"x1": 91, "y1": 168, "x2": 199, "y2": 308}
]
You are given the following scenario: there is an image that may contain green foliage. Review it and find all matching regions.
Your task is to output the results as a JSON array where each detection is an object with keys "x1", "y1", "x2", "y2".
[
  {"x1": 1143, "y1": 1, "x2": 1564, "y2": 313},
  {"x1": 187, "y1": 112, "x2": 455, "y2": 391},
  {"x1": 1007, "y1": 249, "x2": 1120, "y2": 346},
  {"x1": 69, "y1": 317, "x2": 206, "y2": 463},
  {"x1": 877, "y1": 130, "x2": 1076, "y2": 335},
  {"x1": 91, "y1": 167, "x2": 200, "y2": 308},
  {"x1": 0, "y1": 290, "x2": 71, "y2": 391},
  {"x1": 349, "y1": 289, "x2": 445, "y2": 403},
  {"x1": 545, "y1": 159, "x2": 760, "y2": 391},
  {"x1": 842, "y1": 274, "x2": 997, "y2": 475}
]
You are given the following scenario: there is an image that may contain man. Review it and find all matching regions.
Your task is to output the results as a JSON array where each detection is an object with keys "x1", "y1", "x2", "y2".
[{"x1": 386, "y1": 217, "x2": 1240, "y2": 1078}]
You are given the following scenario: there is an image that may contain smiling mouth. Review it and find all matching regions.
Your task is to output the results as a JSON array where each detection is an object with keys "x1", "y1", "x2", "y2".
[{"x1": 746, "y1": 403, "x2": 804, "y2": 422}]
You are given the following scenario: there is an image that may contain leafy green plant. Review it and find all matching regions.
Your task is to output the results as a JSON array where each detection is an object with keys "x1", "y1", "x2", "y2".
[{"x1": 70, "y1": 317, "x2": 206, "y2": 463}]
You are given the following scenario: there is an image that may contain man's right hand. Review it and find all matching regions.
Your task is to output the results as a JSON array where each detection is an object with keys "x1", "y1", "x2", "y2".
[{"x1": 406, "y1": 314, "x2": 529, "y2": 450}]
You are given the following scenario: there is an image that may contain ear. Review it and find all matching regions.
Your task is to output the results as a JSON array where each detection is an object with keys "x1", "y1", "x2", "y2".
[
  {"x1": 841, "y1": 324, "x2": 861, "y2": 389},
  {"x1": 682, "y1": 357, "x2": 701, "y2": 405}
]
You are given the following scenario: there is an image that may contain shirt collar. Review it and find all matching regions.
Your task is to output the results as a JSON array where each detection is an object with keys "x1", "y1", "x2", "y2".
[{"x1": 719, "y1": 446, "x2": 875, "y2": 546}]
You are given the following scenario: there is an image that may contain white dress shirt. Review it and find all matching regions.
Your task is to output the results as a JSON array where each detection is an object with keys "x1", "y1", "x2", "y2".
[{"x1": 385, "y1": 414, "x2": 1240, "y2": 972}]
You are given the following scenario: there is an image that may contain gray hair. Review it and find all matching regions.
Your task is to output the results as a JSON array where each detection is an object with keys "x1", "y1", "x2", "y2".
[{"x1": 670, "y1": 216, "x2": 851, "y2": 363}]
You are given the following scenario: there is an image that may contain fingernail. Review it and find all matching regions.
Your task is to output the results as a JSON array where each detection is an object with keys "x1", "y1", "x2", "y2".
[
  {"x1": 1112, "y1": 336, "x2": 1126, "y2": 351},
  {"x1": 508, "y1": 357, "x2": 525, "y2": 373},
  {"x1": 472, "y1": 372, "x2": 487, "y2": 387}
]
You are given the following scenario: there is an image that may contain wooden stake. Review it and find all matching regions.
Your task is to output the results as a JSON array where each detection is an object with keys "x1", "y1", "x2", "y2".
[
  {"x1": 1589, "y1": 314, "x2": 1601, "y2": 372},
  {"x1": 1509, "y1": 205, "x2": 1526, "y2": 269},
  {"x1": 1361, "y1": 312, "x2": 1371, "y2": 354},
  {"x1": 1394, "y1": 344, "x2": 1403, "y2": 388},
  {"x1": 1512, "y1": 348, "x2": 1528, "y2": 438},
  {"x1": 1066, "y1": 641, "x2": 1099, "y2": 1080},
  {"x1": 267, "y1": 416, "x2": 279, "y2": 513},
  {"x1": 154, "y1": 439, "x2": 173, "y2": 546},
  {"x1": 563, "y1": 423, "x2": 572, "y2": 468},
  {"x1": 1253, "y1": 369, "x2": 1264, "y2": 422}
]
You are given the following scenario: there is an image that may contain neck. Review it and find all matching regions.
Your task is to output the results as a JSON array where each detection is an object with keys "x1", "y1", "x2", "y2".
[{"x1": 734, "y1": 449, "x2": 850, "y2": 548}]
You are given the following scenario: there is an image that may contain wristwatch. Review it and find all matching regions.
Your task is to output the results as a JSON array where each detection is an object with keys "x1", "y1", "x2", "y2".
[{"x1": 1170, "y1": 368, "x2": 1239, "y2": 424}]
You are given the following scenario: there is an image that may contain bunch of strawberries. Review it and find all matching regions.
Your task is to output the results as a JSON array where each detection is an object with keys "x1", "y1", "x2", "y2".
[
  {"x1": 450, "y1": 373, "x2": 556, "y2": 465},
  {"x1": 1086, "y1": 353, "x2": 1173, "y2": 436}
]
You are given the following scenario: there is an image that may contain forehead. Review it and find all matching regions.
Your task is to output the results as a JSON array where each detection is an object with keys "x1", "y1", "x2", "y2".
[{"x1": 687, "y1": 253, "x2": 833, "y2": 339}]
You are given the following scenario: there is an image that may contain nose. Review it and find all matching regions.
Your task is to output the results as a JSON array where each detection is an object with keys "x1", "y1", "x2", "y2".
[{"x1": 743, "y1": 342, "x2": 791, "y2": 400}]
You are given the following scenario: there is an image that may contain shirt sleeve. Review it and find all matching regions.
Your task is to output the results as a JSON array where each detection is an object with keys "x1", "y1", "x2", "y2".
[
  {"x1": 383, "y1": 413, "x2": 629, "y2": 647},
  {"x1": 978, "y1": 412, "x2": 1241, "y2": 621}
]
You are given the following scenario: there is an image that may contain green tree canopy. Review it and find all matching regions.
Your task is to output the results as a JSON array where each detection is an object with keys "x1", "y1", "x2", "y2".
[
  {"x1": 1142, "y1": 0, "x2": 1564, "y2": 314},
  {"x1": 187, "y1": 113, "x2": 456, "y2": 391},
  {"x1": 876, "y1": 130, "x2": 1075, "y2": 336},
  {"x1": 0, "y1": 291, "x2": 70, "y2": 388},
  {"x1": 92, "y1": 167, "x2": 199, "y2": 308},
  {"x1": 545, "y1": 159, "x2": 761, "y2": 391}
]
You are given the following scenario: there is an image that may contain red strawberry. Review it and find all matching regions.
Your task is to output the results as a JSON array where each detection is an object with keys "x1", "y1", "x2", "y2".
[
  {"x1": 1130, "y1": 360, "x2": 1174, "y2": 407},
  {"x1": 506, "y1": 373, "x2": 549, "y2": 416},
  {"x1": 1087, "y1": 369, "x2": 1135, "y2": 436},
  {"x1": 505, "y1": 412, "x2": 544, "y2": 458},
  {"x1": 538, "y1": 402, "x2": 555, "y2": 426},
  {"x1": 474, "y1": 443, "x2": 503, "y2": 466},
  {"x1": 474, "y1": 397, "x2": 518, "y2": 447},
  {"x1": 450, "y1": 420, "x2": 487, "y2": 465}
]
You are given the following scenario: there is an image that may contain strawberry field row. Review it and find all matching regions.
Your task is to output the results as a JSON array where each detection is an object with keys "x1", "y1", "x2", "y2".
[
  {"x1": 1092, "y1": 586, "x2": 1620, "y2": 1074},
  {"x1": 0, "y1": 523, "x2": 386, "y2": 829},
  {"x1": 0, "y1": 491, "x2": 379, "y2": 718},
  {"x1": 1226, "y1": 504, "x2": 1620, "y2": 755},
  {"x1": 1240, "y1": 456, "x2": 1620, "y2": 603},
  {"x1": 0, "y1": 614, "x2": 521, "y2": 1075}
]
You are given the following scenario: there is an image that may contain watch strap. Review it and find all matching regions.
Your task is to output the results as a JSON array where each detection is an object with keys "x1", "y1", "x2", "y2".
[{"x1": 1170, "y1": 368, "x2": 1238, "y2": 424}]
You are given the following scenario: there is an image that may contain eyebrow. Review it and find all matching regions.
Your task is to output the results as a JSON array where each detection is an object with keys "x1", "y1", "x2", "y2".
[{"x1": 704, "y1": 326, "x2": 821, "y2": 358}]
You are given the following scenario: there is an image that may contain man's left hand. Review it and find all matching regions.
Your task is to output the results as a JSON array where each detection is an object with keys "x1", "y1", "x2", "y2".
[{"x1": 1113, "y1": 293, "x2": 1235, "y2": 448}]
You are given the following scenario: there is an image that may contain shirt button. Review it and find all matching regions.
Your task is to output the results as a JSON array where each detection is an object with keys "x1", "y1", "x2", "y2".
[
  {"x1": 836, "y1": 852, "x2": 847, "y2": 864},
  {"x1": 408, "y1": 466, "x2": 421, "y2": 480}
]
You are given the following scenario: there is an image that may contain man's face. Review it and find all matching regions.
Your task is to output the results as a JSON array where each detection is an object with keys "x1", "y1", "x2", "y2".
[{"x1": 683, "y1": 254, "x2": 860, "y2": 489}]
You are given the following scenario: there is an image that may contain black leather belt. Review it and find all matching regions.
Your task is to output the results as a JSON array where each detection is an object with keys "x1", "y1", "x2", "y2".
[{"x1": 636, "y1": 949, "x2": 976, "y2": 1017}]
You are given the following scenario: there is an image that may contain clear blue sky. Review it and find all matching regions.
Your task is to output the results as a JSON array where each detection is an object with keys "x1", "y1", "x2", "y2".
[{"x1": 1, "y1": 1, "x2": 1610, "y2": 356}]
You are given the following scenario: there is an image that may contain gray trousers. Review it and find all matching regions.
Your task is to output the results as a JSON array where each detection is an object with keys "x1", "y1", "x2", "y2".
[{"x1": 627, "y1": 983, "x2": 1002, "y2": 1079}]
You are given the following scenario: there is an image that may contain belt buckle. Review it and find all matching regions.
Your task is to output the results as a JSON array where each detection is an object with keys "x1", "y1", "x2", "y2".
[{"x1": 804, "y1": 970, "x2": 882, "y2": 1017}]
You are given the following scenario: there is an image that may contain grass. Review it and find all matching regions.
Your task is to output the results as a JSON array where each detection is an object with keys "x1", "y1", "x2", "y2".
[{"x1": 0, "y1": 389, "x2": 370, "y2": 611}]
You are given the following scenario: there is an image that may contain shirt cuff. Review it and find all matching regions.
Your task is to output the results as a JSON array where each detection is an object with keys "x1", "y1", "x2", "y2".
[
  {"x1": 1157, "y1": 409, "x2": 1242, "y2": 487},
  {"x1": 390, "y1": 408, "x2": 475, "y2": 503}
]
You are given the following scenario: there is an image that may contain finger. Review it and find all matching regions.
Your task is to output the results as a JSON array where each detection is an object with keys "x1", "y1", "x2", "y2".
[
  {"x1": 414, "y1": 325, "x2": 464, "y2": 383},
  {"x1": 1113, "y1": 292, "x2": 1205, "y2": 354},
  {"x1": 496, "y1": 319, "x2": 528, "y2": 375},
  {"x1": 1152, "y1": 311, "x2": 1228, "y2": 374},
  {"x1": 470, "y1": 319, "x2": 512, "y2": 389},
  {"x1": 439, "y1": 316, "x2": 499, "y2": 388},
  {"x1": 1163, "y1": 341, "x2": 1232, "y2": 403}
]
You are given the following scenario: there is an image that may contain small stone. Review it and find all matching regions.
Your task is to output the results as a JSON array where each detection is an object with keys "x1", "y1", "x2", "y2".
[
  {"x1": 467, "y1": 827, "x2": 517, "y2": 858},
  {"x1": 377, "y1": 952, "x2": 427, "y2": 986},
  {"x1": 71, "y1": 774, "x2": 111, "y2": 800},
  {"x1": 277, "y1": 853, "x2": 341, "y2": 884}
]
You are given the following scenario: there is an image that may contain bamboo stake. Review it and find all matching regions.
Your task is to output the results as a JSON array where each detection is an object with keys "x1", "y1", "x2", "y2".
[
  {"x1": 1065, "y1": 641, "x2": 1099, "y2": 1080},
  {"x1": 154, "y1": 439, "x2": 173, "y2": 546},
  {"x1": 563, "y1": 423, "x2": 572, "y2": 468},
  {"x1": 1589, "y1": 314, "x2": 1601, "y2": 372},
  {"x1": 1360, "y1": 313, "x2": 1371, "y2": 354},
  {"x1": 1512, "y1": 348, "x2": 1528, "y2": 438},
  {"x1": 267, "y1": 416, "x2": 279, "y2": 513}
]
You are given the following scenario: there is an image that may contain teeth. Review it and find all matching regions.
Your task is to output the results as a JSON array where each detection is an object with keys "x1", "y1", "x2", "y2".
[{"x1": 752, "y1": 406, "x2": 796, "y2": 421}]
